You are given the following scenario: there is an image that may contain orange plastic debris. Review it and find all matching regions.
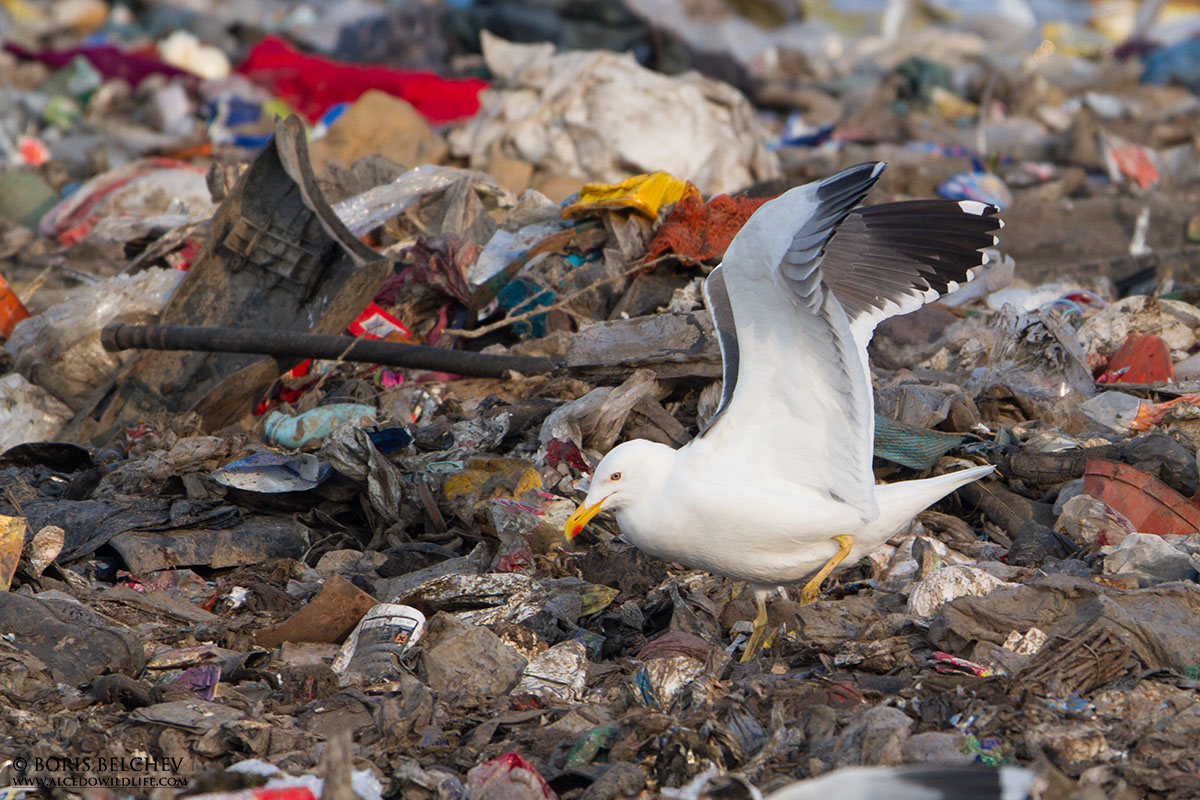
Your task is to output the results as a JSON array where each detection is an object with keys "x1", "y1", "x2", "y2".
[
  {"x1": 646, "y1": 192, "x2": 772, "y2": 264},
  {"x1": 163, "y1": 140, "x2": 214, "y2": 160},
  {"x1": 1130, "y1": 392, "x2": 1200, "y2": 432},
  {"x1": 0, "y1": 273, "x2": 30, "y2": 339},
  {"x1": 1103, "y1": 137, "x2": 1160, "y2": 190}
]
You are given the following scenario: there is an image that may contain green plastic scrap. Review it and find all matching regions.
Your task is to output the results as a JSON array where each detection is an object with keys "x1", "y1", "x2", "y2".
[
  {"x1": 873, "y1": 413, "x2": 965, "y2": 470},
  {"x1": 42, "y1": 95, "x2": 82, "y2": 131},
  {"x1": 566, "y1": 726, "x2": 618, "y2": 768},
  {"x1": 546, "y1": 577, "x2": 620, "y2": 616},
  {"x1": 42, "y1": 55, "x2": 103, "y2": 101},
  {"x1": 894, "y1": 56, "x2": 953, "y2": 105}
]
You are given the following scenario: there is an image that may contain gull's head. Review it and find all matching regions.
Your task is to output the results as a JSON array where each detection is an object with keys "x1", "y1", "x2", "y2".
[{"x1": 564, "y1": 439, "x2": 676, "y2": 541}]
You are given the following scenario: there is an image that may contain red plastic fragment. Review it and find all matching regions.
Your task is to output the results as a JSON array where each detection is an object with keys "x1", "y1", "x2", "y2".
[
  {"x1": 1083, "y1": 458, "x2": 1200, "y2": 538},
  {"x1": 174, "y1": 239, "x2": 204, "y2": 271},
  {"x1": 259, "y1": 790, "x2": 318, "y2": 800},
  {"x1": 1096, "y1": 332, "x2": 1173, "y2": 384},
  {"x1": 348, "y1": 302, "x2": 414, "y2": 341},
  {"x1": 932, "y1": 651, "x2": 1000, "y2": 677},
  {"x1": 496, "y1": 547, "x2": 535, "y2": 573},
  {"x1": 546, "y1": 438, "x2": 588, "y2": 472},
  {"x1": 1106, "y1": 141, "x2": 1160, "y2": 189}
]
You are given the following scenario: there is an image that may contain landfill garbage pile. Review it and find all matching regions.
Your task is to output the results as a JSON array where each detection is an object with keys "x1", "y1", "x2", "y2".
[{"x1": 3, "y1": 0, "x2": 1200, "y2": 798}]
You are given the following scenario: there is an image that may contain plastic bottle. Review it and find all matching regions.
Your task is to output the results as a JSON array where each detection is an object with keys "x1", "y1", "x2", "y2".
[
  {"x1": 1078, "y1": 391, "x2": 1149, "y2": 434},
  {"x1": 262, "y1": 403, "x2": 377, "y2": 449}
]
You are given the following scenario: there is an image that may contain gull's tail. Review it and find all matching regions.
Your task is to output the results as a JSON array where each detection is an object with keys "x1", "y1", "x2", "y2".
[{"x1": 875, "y1": 464, "x2": 995, "y2": 527}]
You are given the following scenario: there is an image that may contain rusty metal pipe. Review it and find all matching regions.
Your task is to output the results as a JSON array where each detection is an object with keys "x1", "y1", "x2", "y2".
[{"x1": 101, "y1": 323, "x2": 559, "y2": 379}]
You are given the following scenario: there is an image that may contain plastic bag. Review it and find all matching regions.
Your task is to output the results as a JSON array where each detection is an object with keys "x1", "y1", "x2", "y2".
[
  {"x1": 7, "y1": 268, "x2": 184, "y2": 410},
  {"x1": 0, "y1": 373, "x2": 72, "y2": 451}
]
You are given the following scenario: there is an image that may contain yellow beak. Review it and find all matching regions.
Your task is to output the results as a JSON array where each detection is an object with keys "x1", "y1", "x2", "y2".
[{"x1": 564, "y1": 494, "x2": 612, "y2": 540}]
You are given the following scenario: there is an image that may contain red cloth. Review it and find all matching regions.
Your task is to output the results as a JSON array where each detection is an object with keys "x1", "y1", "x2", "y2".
[{"x1": 236, "y1": 36, "x2": 486, "y2": 124}]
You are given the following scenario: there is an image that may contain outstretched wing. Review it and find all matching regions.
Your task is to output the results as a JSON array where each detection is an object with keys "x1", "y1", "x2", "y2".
[
  {"x1": 821, "y1": 198, "x2": 1002, "y2": 351},
  {"x1": 764, "y1": 765, "x2": 1036, "y2": 800},
  {"x1": 698, "y1": 162, "x2": 999, "y2": 520}
]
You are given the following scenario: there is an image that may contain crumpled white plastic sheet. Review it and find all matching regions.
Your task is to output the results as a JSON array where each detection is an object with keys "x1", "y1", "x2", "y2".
[{"x1": 449, "y1": 33, "x2": 780, "y2": 195}]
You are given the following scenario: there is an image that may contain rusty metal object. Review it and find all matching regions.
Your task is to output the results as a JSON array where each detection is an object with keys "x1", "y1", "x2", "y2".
[{"x1": 102, "y1": 322, "x2": 559, "y2": 379}]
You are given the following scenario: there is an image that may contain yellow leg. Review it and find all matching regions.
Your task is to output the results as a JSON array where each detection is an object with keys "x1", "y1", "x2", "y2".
[
  {"x1": 799, "y1": 534, "x2": 854, "y2": 605},
  {"x1": 739, "y1": 589, "x2": 770, "y2": 663}
]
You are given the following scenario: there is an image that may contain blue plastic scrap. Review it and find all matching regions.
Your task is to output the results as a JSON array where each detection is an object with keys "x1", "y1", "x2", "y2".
[
  {"x1": 874, "y1": 414, "x2": 966, "y2": 470},
  {"x1": 938, "y1": 170, "x2": 1013, "y2": 210},
  {"x1": 1141, "y1": 38, "x2": 1200, "y2": 93},
  {"x1": 211, "y1": 451, "x2": 332, "y2": 493},
  {"x1": 495, "y1": 277, "x2": 556, "y2": 337}
]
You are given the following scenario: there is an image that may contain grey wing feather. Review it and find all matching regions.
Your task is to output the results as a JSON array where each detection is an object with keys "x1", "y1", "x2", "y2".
[
  {"x1": 766, "y1": 178, "x2": 1001, "y2": 511},
  {"x1": 700, "y1": 266, "x2": 738, "y2": 437},
  {"x1": 775, "y1": 162, "x2": 887, "y2": 312}
]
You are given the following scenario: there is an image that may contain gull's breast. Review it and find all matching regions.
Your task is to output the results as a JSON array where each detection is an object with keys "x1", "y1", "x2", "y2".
[{"x1": 615, "y1": 454, "x2": 877, "y2": 585}]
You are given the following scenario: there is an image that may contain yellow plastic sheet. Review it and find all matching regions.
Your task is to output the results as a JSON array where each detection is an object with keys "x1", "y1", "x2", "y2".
[
  {"x1": 1088, "y1": 0, "x2": 1200, "y2": 43},
  {"x1": 563, "y1": 171, "x2": 699, "y2": 220},
  {"x1": 1039, "y1": 22, "x2": 1111, "y2": 58},
  {"x1": 930, "y1": 86, "x2": 979, "y2": 120},
  {"x1": 444, "y1": 457, "x2": 543, "y2": 502},
  {"x1": 0, "y1": 0, "x2": 45, "y2": 23},
  {"x1": 0, "y1": 515, "x2": 27, "y2": 592}
]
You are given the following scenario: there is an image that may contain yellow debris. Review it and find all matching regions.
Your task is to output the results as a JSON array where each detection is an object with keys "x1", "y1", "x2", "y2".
[
  {"x1": 930, "y1": 86, "x2": 979, "y2": 120},
  {"x1": 444, "y1": 457, "x2": 543, "y2": 502},
  {"x1": 0, "y1": 0, "x2": 45, "y2": 23},
  {"x1": 0, "y1": 515, "x2": 27, "y2": 592},
  {"x1": 563, "y1": 171, "x2": 699, "y2": 221}
]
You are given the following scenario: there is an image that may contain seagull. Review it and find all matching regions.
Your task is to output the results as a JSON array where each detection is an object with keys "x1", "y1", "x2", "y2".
[
  {"x1": 664, "y1": 763, "x2": 1038, "y2": 800},
  {"x1": 564, "y1": 162, "x2": 1001, "y2": 661},
  {"x1": 768, "y1": 764, "x2": 1036, "y2": 800}
]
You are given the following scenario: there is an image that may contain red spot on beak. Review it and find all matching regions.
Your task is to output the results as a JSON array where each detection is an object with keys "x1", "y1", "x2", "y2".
[{"x1": 565, "y1": 492, "x2": 614, "y2": 541}]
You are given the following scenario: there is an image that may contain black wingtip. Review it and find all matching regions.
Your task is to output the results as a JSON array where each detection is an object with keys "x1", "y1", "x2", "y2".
[{"x1": 817, "y1": 162, "x2": 886, "y2": 204}]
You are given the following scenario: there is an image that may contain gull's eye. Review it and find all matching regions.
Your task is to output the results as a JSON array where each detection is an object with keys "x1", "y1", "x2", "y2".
[{"x1": 610, "y1": 472, "x2": 622, "y2": 481}]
